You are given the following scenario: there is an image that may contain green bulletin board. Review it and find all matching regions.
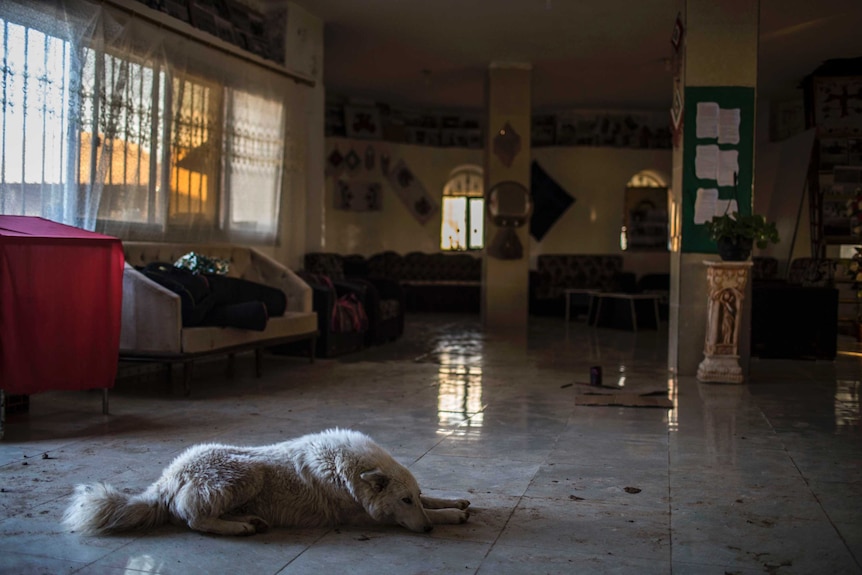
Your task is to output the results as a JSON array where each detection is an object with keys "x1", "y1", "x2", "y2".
[{"x1": 681, "y1": 86, "x2": 755, "y2": 253}]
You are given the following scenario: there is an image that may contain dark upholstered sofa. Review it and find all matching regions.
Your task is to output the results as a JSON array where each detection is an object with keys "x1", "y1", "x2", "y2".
[
  {"x1": 308, "y1": 251, "x2": 481, "y2": 314},
  {"x1": 529, "y1": 254, "x2": 636, "y2": 317},
  {"x1": 304, "y1": 252, "x2": 406, "y2": 346},
  {"x1": 367, "y1": 251, "x2": 481, "y2": 313},
  {"x1": 751, "y1": 256, "x2": 843, "y2": 360}
]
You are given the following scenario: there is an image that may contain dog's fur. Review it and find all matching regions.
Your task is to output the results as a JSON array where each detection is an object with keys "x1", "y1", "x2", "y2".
[{"x1": 63, "y1": 429, "x2": 470, "y2": 536}]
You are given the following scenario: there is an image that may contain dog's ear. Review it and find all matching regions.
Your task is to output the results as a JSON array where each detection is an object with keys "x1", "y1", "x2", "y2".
[{"x1": 360, "y1": 469, "x2": 389, "y2": 492}]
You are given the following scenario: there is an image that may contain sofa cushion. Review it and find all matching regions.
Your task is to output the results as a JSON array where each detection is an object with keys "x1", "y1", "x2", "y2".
[
  {"x1": 181, "y1": 312, "x2": 318, "y2": 355},
  {"x1": 535, "y1": 254, "x2": 624, "y2": 299}
]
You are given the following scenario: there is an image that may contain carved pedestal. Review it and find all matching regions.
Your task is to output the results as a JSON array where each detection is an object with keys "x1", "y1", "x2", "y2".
[{"x1": 697, "y1": 261, "x2": 752, "y2": 384}]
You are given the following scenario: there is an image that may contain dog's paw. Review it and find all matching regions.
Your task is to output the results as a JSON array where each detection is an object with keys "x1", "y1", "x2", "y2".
[
  {"x1": 248, "y1": 516, "x2": 270, "y2": 533},
  {"x1": 454, "y1": 499, "x2": 471, "y2": 510},
  {"x1": 457, "y1": 510, "x2": 470, "y2": 524}
]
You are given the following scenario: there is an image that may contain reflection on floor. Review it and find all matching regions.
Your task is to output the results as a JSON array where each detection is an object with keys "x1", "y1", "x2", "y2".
[{"x1": 1, "y1": 313, "x2": 860, "y2": 574}]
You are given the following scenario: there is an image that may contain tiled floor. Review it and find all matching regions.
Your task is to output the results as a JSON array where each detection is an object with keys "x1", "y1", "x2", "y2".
[{"x1": 1, "y1": 313, "x2": 860, "y2": 574}]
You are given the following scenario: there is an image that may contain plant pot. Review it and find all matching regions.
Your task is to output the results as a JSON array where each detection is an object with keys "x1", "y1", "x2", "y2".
[{"x1": 716, "y1": 237, "x2": 752, "y2": 261}]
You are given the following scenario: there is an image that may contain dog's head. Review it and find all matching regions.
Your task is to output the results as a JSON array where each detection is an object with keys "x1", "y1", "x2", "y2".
[{"x1": 359, "y1": 467, "x2": 433, "y2": 533}]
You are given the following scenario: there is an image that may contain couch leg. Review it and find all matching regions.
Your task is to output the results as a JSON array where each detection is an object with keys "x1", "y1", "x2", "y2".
[
  {"x1": 254, "y1": 348, "x2": 263, "y2": 378},
  {"x1": 227, "y1": 353, "x2": 236, "y2": 379},
  {"x1": 102, "y1": 388, "x2": 109, "y2": 415},
  {"x1": 309, "y1": 335, "x2": 316, "y2": 363},
  {"x1": 183, "y1": 362, "x2": 193, "y2": 397}
]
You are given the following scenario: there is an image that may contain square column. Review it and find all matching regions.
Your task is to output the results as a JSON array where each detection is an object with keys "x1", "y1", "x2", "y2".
[
  {"x1": 483, "y1": 63, "x2": 532, "y2": 331},
  {"x1": 669, "y1": 0, "x2": 759, "y2": 375}
]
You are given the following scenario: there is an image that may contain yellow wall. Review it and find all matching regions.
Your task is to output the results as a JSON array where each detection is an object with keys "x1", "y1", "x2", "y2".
[{"x1": 324, "y1": 136, "x2": 673, "y2": 277}]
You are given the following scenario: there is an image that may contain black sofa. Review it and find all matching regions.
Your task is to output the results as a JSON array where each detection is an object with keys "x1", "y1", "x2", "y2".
[{"x1": 304, "y1": 252, "x2": 406, "y2": 346}]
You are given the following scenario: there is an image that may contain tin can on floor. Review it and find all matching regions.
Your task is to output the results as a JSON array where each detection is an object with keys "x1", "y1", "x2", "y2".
[{"x1": 589, "y1": 366, "x2": 602, "y2": 386}]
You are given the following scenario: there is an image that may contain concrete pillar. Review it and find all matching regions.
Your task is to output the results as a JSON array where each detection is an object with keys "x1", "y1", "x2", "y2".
[
  {"x1": 483, "y1": 63, "x2": 532, "y2": 332},
  {"x1": 670, "y1": 0, "x2": 759, "y2": 375}
]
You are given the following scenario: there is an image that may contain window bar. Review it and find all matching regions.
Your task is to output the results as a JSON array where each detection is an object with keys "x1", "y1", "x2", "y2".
[
  {"x1": 221, "y1": 88, "x2": 233, "y2": 231},
  {"x1": 19, "y1": 27, "x2": 28, "y2": 215},
  {"x1": 171, "y1": 77, "x2": 184, "y2": 218},
  {"x1": 197, "y1": 85, "x2": 203, "y2": 216},
  {"x1": 68, "y1": 44, "x2": 84, "y2": 223},
  {"x1": 0, "y1": 20, "x2": 9, "y2": 213},
  {"x1": 107, "y1": 56, "x2": 116, "y2": 186},
  {"x1": 160, "y1": 70, "x2": 171, "y2": 227},
  {"x1": 40, "y1": 31, "x2": 49, "y2": 217},
  {"x1": 135, "y1": 65, "x2": 145, "y2": 210},
  {"x1": 122, "y1": 59, "x2": 132, "y2": 192},
  {"x1": 147, "y1": 64, "x2": 159, "y2": 225},
  {"x1": 58, "y1": 38, "x2": 69, "y2": 223},
  {"x1": 187, "y1": 81, "x2": 194, "y2": 215},
  {"x1": 87, "y1": 48, "x2": 102, "y2": 226}
]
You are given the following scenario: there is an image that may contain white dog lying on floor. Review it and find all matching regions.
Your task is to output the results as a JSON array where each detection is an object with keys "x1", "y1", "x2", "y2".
[{"x1": 63, "y1": 429, "x2": 470, "y2": 536}]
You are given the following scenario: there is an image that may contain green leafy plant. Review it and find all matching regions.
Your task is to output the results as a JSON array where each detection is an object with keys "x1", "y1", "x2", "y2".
[{"x1": 705, "y1": 212, "x2": 780, "y2": 249}]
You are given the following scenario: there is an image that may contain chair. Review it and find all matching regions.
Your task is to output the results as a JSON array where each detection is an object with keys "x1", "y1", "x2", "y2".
[{"x1": 304, "y1": 253, "x2": 405, "y2": 346}]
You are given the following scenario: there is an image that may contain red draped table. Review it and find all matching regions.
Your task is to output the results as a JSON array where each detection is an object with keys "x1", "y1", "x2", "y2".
[{"x1": 0, "y1": 216, "x2": 124, "y2": 437}]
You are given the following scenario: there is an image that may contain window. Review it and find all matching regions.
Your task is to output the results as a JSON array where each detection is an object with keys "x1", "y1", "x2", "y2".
[
  {"x1": 0, "y1": 20, "x2": 72, "y2": 221},
  {"x1": 441, "y1": 165, "x2": 484, "y2": 251},
  {"x1": 0, "y1": 2, "x2": 288, "y2": 244},
  {"x1": 621, "y1": 170, "x2": 669, "y2": 251}
]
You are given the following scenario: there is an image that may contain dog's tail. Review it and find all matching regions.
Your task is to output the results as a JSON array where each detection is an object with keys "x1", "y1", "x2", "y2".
[{"x1": 63, "y1": 482, "x2": 168, "y2": 534}]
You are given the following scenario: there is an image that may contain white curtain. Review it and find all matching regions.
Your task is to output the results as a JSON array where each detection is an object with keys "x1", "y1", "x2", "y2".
[{"x1": 0, "y1": 0, "x2": 302, "y2": 246}]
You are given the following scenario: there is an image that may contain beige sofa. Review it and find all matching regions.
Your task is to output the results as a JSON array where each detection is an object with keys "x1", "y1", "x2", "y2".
[{"x1": 120, "y1": 242, "x2": 317, "y2": 394}]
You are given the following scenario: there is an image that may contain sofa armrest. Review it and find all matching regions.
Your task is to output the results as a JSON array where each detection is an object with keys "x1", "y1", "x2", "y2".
[
  {"x1": 120, "y1": 263, "x2": 183, "y2": 354},
  {"x1": 248, "y1": 249, "x2": 313, "y2": 314}
]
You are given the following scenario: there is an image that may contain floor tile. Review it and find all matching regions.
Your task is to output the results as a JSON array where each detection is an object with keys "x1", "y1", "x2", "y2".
[{"x1": 0, "y1": 313, "x2": 859, "y2": 575}]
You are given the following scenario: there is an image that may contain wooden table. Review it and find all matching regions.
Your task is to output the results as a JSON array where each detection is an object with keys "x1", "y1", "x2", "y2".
[
  {"x1": 588, "y1": 292, "x2": 662, "y2": 331},
  {"x1": 0, "y1": 216, "x2": 124, "y2": 438}
]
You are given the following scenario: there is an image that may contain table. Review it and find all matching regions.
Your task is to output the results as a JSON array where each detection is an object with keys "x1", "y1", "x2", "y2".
[
  {"x1": 0, "y1": 216, "x2": 124, "y2": 438},
  {"x1": 563, "y1": 288, "x2": 600, "y2": 322},
  {"x1": 589, "y1": 292, "x2": 661, "y2": 331}
]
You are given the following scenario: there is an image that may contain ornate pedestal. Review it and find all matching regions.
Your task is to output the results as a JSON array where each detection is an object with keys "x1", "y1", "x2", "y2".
[{"x1": 697, "y1": 261, "x2": 752, "y2": 384}]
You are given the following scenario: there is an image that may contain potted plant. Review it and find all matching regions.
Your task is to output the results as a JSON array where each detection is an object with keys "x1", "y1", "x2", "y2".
[{"x1": 704, "y1": 211, "x2": 780, "y2": 261}]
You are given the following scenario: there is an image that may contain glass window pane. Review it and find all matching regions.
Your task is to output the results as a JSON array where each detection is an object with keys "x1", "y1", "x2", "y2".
[
  {"x1": 441, "y1": 196, "x2": 466, "y2": 250},
  {"x1": 469, "y1": 198, "x2": 484, "y2": 249},
  {"x1": 223, "y1": 89, "x2": 284, "y2": 239}
]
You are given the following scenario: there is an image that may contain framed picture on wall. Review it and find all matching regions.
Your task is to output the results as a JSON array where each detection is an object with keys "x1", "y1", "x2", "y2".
[
  {"x1": 345, "y1": 105, "x2": 383, "y2": 139},
  {"x1": 623, "y1": 187, "x2": 669, "y2": 251}
]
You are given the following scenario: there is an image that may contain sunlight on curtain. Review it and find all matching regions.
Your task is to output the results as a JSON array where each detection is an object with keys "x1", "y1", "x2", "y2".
[
  {"x1": 0, "y1": 0, "x2": 297, "y2": 246},
  {"x1": 223, "y1": 89, "x2": 283, "y2": 240}
]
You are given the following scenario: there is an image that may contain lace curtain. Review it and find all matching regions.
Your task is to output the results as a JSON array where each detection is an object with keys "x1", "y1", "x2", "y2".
[{"x1": 0, "y1": 0, "x2": 302, "y2": 246}]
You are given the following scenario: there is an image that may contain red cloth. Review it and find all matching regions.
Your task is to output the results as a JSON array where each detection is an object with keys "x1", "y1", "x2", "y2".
[{"x1": 0, "y1": 216, "x2": 124, "y2": 394}]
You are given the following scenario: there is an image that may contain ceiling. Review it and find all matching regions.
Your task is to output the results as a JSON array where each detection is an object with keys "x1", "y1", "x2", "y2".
[{"x1": 276, "y1": 0, "x2": 862, "y2": 113}]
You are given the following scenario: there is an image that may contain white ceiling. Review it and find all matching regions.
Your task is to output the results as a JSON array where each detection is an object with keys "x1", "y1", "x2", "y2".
[{"x1": 280, "y1": 0, "x2": 862, "y2": 113}]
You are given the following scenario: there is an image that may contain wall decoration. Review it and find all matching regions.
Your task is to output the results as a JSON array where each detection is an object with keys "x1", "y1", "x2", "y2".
[
  {"x1": 334, "y1": 180, "x2": 383, "y2": 212},
  {"x1": 364, "y1": 146, "x2": 375, "y2": 170},
  {"x1": 554, "y1": 111, "x2": 670, "y2": 148},
  {"x1": 163, "y1": 0, "x2": 190, "y2": 23},
  {"x1": 486, "y1": 181, "x2": 533, "y2": 260},
  {"x1": 327, "y1": 146, "x2": 344, "y2": 176},
  {"x1": 344, "y1": 148, "x2": 362, "y2": 172},
  {"x1": 493, "y1": 122, "x2": 522, "y2": 167},
  {"x1": 345, "y1": 105, "x2": 382, "y2": 139},
  {"x1": 325, "y1": 99, "x2": 669, "y2": 150},
  {"x1": 386, "y1": 159, "x2": 438, "y2": 225},
  {"x1": 531, "y1": 115, "x2": 556, "y2": 146},
  {"x1": 530, "y1": 161, "x2": 575, "y2": 242},
  {"x1": 623, "y1": 187, "x2": 669, "y2": 251},
  {"x1": 671, "y1": 12, "x2": 684, "y2": 52},
  {"x1": 671, "y1": 83, "x2": 684, "y2": 148}
]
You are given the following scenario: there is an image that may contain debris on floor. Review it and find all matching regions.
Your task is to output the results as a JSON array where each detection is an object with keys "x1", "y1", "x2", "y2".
[{"x1": 574, "y1": 391, "x2": 673, "y2": 408}]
